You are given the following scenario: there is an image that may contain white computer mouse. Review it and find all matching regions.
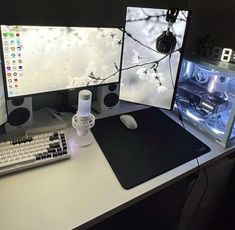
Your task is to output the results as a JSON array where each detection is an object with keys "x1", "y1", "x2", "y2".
[{"x1": 120, "y1": 114, "x2": 138, "y2": 130}]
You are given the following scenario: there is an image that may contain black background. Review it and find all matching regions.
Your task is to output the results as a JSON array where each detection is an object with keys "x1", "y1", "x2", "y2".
[{"x1": 0, "y1": 0, "x2": 188, "y2": 27}]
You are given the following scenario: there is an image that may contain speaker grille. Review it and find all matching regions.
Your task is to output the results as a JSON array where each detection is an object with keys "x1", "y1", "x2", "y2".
[
  {"x1": 8, "y1": 108, "x2": 30, "y2": 126},
  {"x1": 12, "y1": 98, "x2": 24, "y2": 106},
  {"x1": 108, "y1": 84, "x2": 117, "y2": 91},
  {"x1": 104, "y1": 93, "x2": 119, "y2": 107}
]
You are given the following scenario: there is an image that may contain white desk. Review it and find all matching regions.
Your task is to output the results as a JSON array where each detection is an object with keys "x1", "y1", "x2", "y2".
[{"x1": 0, "y1": 105, "x2": 234, "y2": 230}]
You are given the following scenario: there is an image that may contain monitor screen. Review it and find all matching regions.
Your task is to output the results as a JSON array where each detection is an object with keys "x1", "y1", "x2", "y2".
[
  {"x1": 0, "y1": 61, "x2": 7, "y2": 126},
  {"x1": 119, "y1": 7, "x2": 190, "y2": 110},
  {"x1": 0, "y1": 25, "x2": 123, "y2": 98}
]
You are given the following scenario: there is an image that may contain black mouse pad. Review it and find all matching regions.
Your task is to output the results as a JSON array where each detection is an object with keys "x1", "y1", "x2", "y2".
[{"x1": 92, "y1": 108, "x2": 210, "y2": 189}]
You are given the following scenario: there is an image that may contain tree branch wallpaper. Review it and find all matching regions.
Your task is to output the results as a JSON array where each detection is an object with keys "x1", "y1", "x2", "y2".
[{"x1": 119, "y1": 7, "x2": 189, "y2": 110}]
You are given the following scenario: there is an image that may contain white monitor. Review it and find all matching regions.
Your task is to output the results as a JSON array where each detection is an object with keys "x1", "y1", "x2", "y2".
[
  {"x1": 120, "y1": 7, "x2": 190, "y2": 110},
  {"x1": 0, "y1": 25, "x2": 123, "y2": 98},
  {"x1": 0, "y1": 61, "x2": 7, "y2": 126}
]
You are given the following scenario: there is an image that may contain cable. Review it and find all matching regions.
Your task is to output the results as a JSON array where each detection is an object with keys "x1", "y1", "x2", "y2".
[
  {"x1": 186, "y1": 167, "x2": 209, "y2": 230},
  {"x1": 178, "y1": 157, "x2": 200, "y2": 229},
  {"x1": 168, "y1": 54, "x2": 175, "y2": 90}
]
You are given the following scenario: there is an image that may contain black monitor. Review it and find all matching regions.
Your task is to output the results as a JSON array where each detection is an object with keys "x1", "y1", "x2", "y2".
[
  {"x1": 0, "y1": 25, "x2": 124, "y2": 98},
  {"x1": 119, "y1": 7, "x2": 190, "y2": 110},
  {"x1": 0, "y1": 61, "x2": 7, "y2": 126}
]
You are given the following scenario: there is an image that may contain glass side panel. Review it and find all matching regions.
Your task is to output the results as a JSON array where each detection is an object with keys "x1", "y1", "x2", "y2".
[{"x1": 175, "y1": 59, "x2": 235, "y2": 140}]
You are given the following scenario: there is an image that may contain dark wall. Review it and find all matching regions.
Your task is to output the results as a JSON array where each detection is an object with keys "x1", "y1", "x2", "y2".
[
  {"x1": 185, "y1": 0, "x2": 235, "y2": 56},
  {"x1": 0, "y1": 0, "x2": 188, "y2": 27}
]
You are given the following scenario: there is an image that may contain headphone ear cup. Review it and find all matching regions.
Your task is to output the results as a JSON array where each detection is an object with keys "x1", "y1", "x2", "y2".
[{"x1": 156, "y1": 31, "x2": 177, "y2": 54}]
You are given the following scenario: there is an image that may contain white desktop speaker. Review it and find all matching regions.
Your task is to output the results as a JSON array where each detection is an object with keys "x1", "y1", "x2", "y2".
[
  {"x1": 96, "y1": 83, "x2": 120, "y2": 112},
  {"x1": 5, "y1": 97, "x2": 33, "y2": 133}
]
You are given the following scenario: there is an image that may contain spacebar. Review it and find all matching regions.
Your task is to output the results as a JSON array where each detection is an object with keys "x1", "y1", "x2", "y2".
[{"x1": 0, "y1": 156, "x2": 36, "y2": 170}]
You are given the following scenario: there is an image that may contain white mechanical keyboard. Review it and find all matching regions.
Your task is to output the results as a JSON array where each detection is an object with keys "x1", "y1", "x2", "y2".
[{"x1": 0, "y1": 130, "x2": 70, "y2": 176}]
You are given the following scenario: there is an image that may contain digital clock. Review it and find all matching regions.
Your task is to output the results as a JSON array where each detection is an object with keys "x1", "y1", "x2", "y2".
[{"x1": 211, "y1": 47, "x2": 235, "y2": 63}]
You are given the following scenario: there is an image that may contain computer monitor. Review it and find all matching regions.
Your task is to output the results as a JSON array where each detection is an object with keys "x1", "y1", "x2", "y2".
[
  {"x1": 0, "y1": 61, "x2": 7, "y2": 126},
  {"x1": 0, "y1": 25, "x2": 123, "y2": 98},
  {"x1": 119, "y1": 7, "x2": 190, "y2": 110}
]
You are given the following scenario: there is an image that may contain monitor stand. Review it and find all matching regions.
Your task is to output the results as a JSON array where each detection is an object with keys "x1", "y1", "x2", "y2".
[
  {"x1": 56, "y1": 91, "x2": 77, "y2": 113},
  {"x1": 27, "y1": 108, "x2": 67, "y2": 135}
]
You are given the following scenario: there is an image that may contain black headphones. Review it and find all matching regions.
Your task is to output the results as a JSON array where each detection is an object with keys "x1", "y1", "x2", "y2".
[{"x1": 156, "y1": 8, "x2": 179, "y2": 54}]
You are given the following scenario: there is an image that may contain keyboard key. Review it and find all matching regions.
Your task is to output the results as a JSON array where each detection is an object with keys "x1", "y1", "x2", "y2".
[
  {"x1": 0, "y1": 130, "x2": 70, "y2": 176},
  {"x1": 49, "y1": 142, "x2": 60, "y2": 148}
]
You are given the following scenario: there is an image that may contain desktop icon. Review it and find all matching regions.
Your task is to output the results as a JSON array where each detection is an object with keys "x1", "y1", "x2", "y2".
[
  {"x1": 5, "y1": 54, "x2": 10, "y2": 59},
  {"x1": 3, "y1": 32, "x2": 8, "y2": 37},
  {"x1": 9, "y1": 32, "x2": 14, "y2": 38}
]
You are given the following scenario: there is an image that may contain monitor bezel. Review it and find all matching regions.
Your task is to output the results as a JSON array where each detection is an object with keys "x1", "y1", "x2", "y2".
[
  {"x1": 120, "y1": 6, "x2": 192, "y2": 111},
  {"x1": 0, "y1": 25, "x2": 125, "y2": 99},
  {"x1": 0, "y1": 61, "x2": 8, "y2": 126}
]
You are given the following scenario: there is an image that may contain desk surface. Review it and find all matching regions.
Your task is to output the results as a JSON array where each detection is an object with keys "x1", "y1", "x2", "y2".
[{"x1": 0, "y1": 104, "x2": 234, "y2": 230}]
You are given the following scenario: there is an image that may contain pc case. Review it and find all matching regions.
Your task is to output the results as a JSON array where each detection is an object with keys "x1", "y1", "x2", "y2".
[{"x1": 174, "y1": 58, "x2": 235, "y2": 147}]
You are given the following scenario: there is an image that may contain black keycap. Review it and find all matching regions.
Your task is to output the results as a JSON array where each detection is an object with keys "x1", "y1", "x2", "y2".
[
  {"x1": 49, "y1": 136, "x2": 55, "y2": 141},
  {"x1": 56, "y1": 147, "x2": 62, "y2": 152},
  {"x1": 42, "y1": 152, "x2": 47, "y2": 159},
  {"x1": 50, "y1": 135, "x2": 59, "y2": 141},
  {"x1": 12, "y1": 140, "x2": 17, "y2": 145},
  {"x1": 49, "y1": 142, "x2": 60, "y2": 148},
  {"x1": 36, "y1": 154, "x2": 41, "y2": 160},
  {"x1": 47, "y1": 153, "x2": 51, "y2": 158},
  {"x1": 22, "y1": 138, "x2": 28, "y2": 143},
  {"x1": 57, "y1": 150, "x2": 63, "y2": 156},
  {"x1": 48, "y1": 148, "x2": 55, "y2": 153},
  {"x1": 62, "y1": 149, "x2": 67, "y2": 155}
]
